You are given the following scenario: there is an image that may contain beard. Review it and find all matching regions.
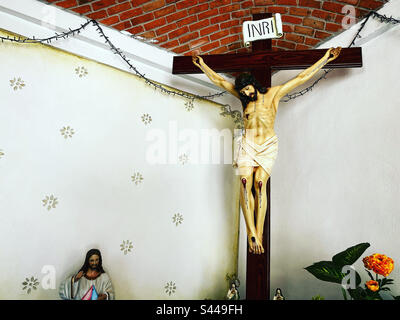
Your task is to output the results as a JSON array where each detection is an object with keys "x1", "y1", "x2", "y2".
[
  {"x1": 89, "y1": 264, "x2": 99, "y2": 271},
  {"x1": 239, "y1": 89, "x2": 258, "y2": 108}
]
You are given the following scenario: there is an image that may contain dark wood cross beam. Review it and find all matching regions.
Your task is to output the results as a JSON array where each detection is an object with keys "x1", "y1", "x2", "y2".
[{"x1": 172, "y1": 13, "x2": 362, "y2": 300}]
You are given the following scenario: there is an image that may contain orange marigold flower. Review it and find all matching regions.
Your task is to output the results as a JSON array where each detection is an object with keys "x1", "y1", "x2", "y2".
[
  {"x1": 363, "y1": 254, "x2": 394, "y2": 277},
  {"x1": 366, "y1": 280, "x2": 379, "y2": 292}
]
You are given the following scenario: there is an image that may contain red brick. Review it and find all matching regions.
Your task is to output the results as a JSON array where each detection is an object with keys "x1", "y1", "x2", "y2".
[
  {"x1": 189, "y1": 19, "x2": 210, "y2": 32},
  {"x1": 220, "y1": 19, "x2": 240, "y2": 29},
  {"x1": 188, "y1": 3, "x2": 209, "y2": 15},
  {"x1": 119, "y1": 8, "x2": 143, "y2": 20},
  {"x1": 231, "y1": 10, "x2": 249, "y2": 18},
  {"x1": 298, "y1": 0, "x2": 321, "y2": 9},
  {"x1": 281, "y1": 15, "x2": 303, "y2": 24},
  {"x1": 241, "y1": 1, "x2": 253, "y2": 9},
  {"x1": 198, "y1": 8, "x2": 219, "y2": 20},
  {"x1": 220, "y1": 35, "x2": 239, "y2": 45},
  {"x1": 209, "y1": 46, "x2": 229, "y2": 54},
  {"x1": 87, "y1": 10, "x2": 108, "y2": 20},
  {"x1": 155, "y1": 35, "x2": 168, "y2": 43},
  {"x1": 92, "y1": 0, "x2": 116, "y2": 11},
  {"x1": 179, "y1": 31, "x2": 200, "y2": 44},
  {"x1": 189, "y1": 36, "x2": 209, "y2": 48},
  {"x1": 131, "y1": 0, "x2": 150, "y2": 5},
  {"x1": 285, "y1": 33, "x2": 305, "y2": 43},
  {"x1": 173, "y1": 44, "x2": 191, "y2": 54},
  {"x1": 359, "y1": 0, "x2": 383, "y2": 9},
  {"x1": 107, "y1": 2, "x2": 132, "y2": 15},
  {"x1": 311, "y1": 9, "x2": 336, "y2": 21},
  {"x1": 142, "y1": 0, "x2": 166, "y2": 12},
  {"x1": 210, "y1": 30, "x2": 230, "y2": 41},
  {"x1": 276, "y1": 40, "x2": 296, "y2": 49},
  {"x1": 322, "y1": 2, "x2": 344, "y2": 13},
  {"x1": 200, "y1": 41, "x2": 220, "y2": 52},
  {"x1": 336, "y1": 0, "x2": 358, "y2": 4},
  {"x1": 71, "y1": 5, "x2": 92, "y2": 14},
  {"x1": 144, "y1": 17, "x2": 166, "y2": 31},
  {"x1": 276, "y1": 0, "x2": 297, "y2": 5},
  {"x1": 168, "y1": 26, "x2": 189, "y2": 39},
  {"x1": 100, "y1": 15, "x2": 120, "y2": 25},
  {"x1": 209, "y1": 0, "x2": 231, "y2": 9},
  {"x1": 166, "y1": 10, "x2": 188, "y2": 23},
  {"x1": 155, "y1": 22, "x2": 177, "y2": 36},
  {"x1": 294, "y1": 25, "x2": 314, "y2": 36},
  {"x1": 176, "y1": 15, "x2": 198, "y2": 27},
  {"x1": 227, "y1": 42, "x2": 241, "y2": 51},
  {"x1": 315, "y1": 30, "x2": 332, "y2": 39},
  {"x1": 305, "y1": 37, "x2": 320, "y2": 46},
  {"x1": 251, "y1": 7, "x2": 266, "y2": 14},
  {"x1": 176, "y1": 0, "x2": 198, "y2": 10},
  {"x1": 56, "y1": 0, "x2": 78, "y2": 8},
  {"x1": 141, "y1": 30, "x2": 156, "y2": 38},
  {"x1": 303, "y1": 17, "x2": 325, "y2": 30},
  {"x1": 325, "y1": 22, "x2": 342, "y2": 32},
  {"x1": 254, "y1": 0, "x2": 274, "y2": 5},
  {"x1": 127, "y1": 25, "x2": 144, "y2": 34},
  {"x1": 113, "y1": 20, "x2": 132, "y2": 30},
  {"x1": 289, "y1": 7, "x2": 311, "y2": 16},
  {"x1": 219, "y1": 4, "x2": 240, "y2": 14},
  {"x1": 296, "y1": 44, "x2": 312, "y2": 50},
  {"x1": 199, "y1": 25, "x2": 219, "y2": 36},
  {"x1": 154, "y1": 5, "x2": 176, "y2": 18},
  {"x1": 131, "y1": 13, "x2": 154, "y2": 25},
  {"x1": 267, "y1": 6, "x2": 289, "y2": 14},
  {"x1": 210, "y1": 13, "x2": 231, "y2": 24},
  {"x1": 160, "y1": 39, "x2": 179, "y2": 49},
  {"x1": 283, "y1": 24, "x2": 294, "y2": 33}
]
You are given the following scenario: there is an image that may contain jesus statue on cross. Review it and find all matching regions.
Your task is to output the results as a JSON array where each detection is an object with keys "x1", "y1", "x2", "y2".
[{"x1": 193, "y1": 46, "x2": 342, "y2": 255}]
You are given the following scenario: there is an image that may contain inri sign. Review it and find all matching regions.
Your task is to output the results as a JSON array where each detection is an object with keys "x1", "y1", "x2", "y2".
[{"x1": 242, "y1": 14, "x2": 283, "y2": 47}]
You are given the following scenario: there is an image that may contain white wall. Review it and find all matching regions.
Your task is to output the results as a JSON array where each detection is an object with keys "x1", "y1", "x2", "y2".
[
  {"x1": 270, "y1": 0, "x2": 400, "y2": 299},
  {"x1": 0, "y1": 0, "x2": 241, "y2": 300}
]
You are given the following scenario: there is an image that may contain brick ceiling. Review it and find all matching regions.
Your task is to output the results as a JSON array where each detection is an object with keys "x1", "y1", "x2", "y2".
[{"x1": 40, "y1": 0, "x2": 387, "y2": 55}]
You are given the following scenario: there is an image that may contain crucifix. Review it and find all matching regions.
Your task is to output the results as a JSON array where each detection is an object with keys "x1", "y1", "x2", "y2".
[{"x1": 172, "y1": 13, "x2": 362, "y2": 300}]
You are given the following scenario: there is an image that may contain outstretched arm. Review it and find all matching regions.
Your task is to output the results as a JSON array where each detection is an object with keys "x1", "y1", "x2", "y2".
[
  {"x1": 274, "y1": 47, "x2": 342, "y2": 102},
  {"x1": 192, "y1": 55, "x2": 240, "y2": 99}
]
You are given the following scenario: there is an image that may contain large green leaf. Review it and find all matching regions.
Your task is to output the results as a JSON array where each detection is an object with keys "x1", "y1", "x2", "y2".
[
  {"x1": 305, "y1": 261, "x2": 345, "y2": 284},
  {"x1": 332, "y1": 242, "x2": 370, "y2": 267}
]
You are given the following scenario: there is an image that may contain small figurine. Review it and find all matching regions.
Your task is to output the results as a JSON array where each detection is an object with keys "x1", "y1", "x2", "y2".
[
  {"x1": 227, "y1": 279, "x2": 240, "y2": 300},
  {"x1": 59, "y1": 248, "x2": 115, "y2": 300},
  {"x1": 273, "y1": 288, "x2": 285, "y2": 300}
]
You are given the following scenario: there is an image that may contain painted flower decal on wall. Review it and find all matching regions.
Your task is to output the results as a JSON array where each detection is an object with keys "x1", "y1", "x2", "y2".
[
  {"x1": 131, "y1": 172, "x2": 143, "y2": 185},
  {"x1": 42, "y1": 194, "x2": 59, "y2": 211},
  {"x1": 178, "y1": 153, "x2": 189, "y2": 165},
  {"x1": 184, "y1": 100, "x2": 194, "y2": 112},
  {"x1": 22, "y1": 277, "x2": 40, "y2": 294},
  {"x1": 165, "y1": 281, "x2": 176, "y2": 296},
  {"x1": 75, "y1": 66, "x2": 88, "y2": 77},
  {"x1": 60, "y1": 126, "x2": 75, "y2": 139},
  {"x1": 172, "y1": 213, "x2": 183, "y2": 226},
  {"x1": 10, "y1": 77, "x2": 25, "y2": 90},
  {"x1": 141, "y1": 113, "x2": 152, "y2": 125},
  {"x1": 0, "y1": 149, "x2": 4, "y2": 159},
  {"x1": 120, "y1": 240, "x2": 133, "y2": 255}
]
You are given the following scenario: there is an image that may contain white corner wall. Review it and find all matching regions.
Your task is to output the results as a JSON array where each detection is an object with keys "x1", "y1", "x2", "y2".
[{"x1": 269, "y1": 0, "x2": 400, "y2": 299}]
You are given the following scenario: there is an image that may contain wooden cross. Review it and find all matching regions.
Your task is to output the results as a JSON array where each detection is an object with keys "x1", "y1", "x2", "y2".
[{"x1": 172, "y1": 13, "x2": 362, "y2": 300}]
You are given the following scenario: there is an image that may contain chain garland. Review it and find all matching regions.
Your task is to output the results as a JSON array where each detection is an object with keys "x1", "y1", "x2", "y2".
[
  {"x1": 0, "y1": 19, "x2": 226, "y2": 102},
  {"x1": 0, "y1": 9, "x2": 398, "y2": 110},
  {"x1": 281, "y1": 10, "x2": 400, "y2": 102}
]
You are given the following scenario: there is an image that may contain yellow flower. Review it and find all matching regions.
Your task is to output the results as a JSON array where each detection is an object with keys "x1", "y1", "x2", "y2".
[
  {"x1": 363, "y1": 254, "x2": 394, "y2": 277},
  {"x1": 366, "y1": 280, "x2": 379, "y2": 292}
]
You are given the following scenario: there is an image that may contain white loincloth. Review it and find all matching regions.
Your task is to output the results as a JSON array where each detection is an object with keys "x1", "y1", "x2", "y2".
[{"x1": 235, "y1": 135, "x2": 278, "y2": 176}]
